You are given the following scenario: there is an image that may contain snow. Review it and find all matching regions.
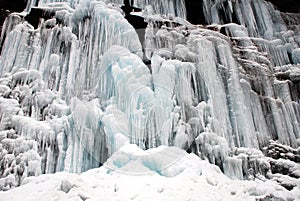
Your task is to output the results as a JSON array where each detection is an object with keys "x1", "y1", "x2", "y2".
[{"x1": 0, "y1": 145, "x2": 299, "y2": 201}]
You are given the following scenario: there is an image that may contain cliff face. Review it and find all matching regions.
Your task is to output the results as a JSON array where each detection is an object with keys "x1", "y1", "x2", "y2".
[{"x1": 0, "y1": 0, "x2": 299, "y2": 198}]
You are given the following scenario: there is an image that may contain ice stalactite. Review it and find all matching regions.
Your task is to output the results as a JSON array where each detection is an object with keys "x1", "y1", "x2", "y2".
[
  {"x1": 28, "y1": 0, "x2": 187, "y2": 20},
  {"x1": 145, "y1": 25, "x2": 261, "y2": 149},
  {"x1": 96, "y1": 46, "x2": 153, "y2": 149},
  {"x1": 201, "y1": 0, "x2": 277, "y2": 39},
  {"x1": 0, "y1": 0, "x2": 145, "y2": 184},
  {"x1": 64, "y1": 98, "x2": 106, "y2": 173},
  {"x1": 144, "y1": 17, "x2": 300, "y2": 180},
  {"x1": 199, "y1": 0, "x2": 300, "y2": 62},
  {"x1": 0, "y1": 1, "x2": 142, "y2": 101},
  {"x1": 0, "y1": 67, "x2": 72, "y2": 190},
  {"x1": 96, "y1": 46, "x2": 185, "y2": 151},
  {"x1": 67, "y1": 1, "x2": 142, "y2": 100},
  {"x1": 0, "y1": 14, "x2": 23, "y2": 51}
]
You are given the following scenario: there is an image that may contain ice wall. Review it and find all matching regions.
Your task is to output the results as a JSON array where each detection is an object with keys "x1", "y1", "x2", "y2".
[{"x1": 0, "y1": 0, "x2": 299, "y2": 190}]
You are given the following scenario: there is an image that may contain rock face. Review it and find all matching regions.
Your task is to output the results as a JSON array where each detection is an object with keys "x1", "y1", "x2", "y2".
[{"x1": 0, "y1": 0, "x2": 299, "y2": 197}]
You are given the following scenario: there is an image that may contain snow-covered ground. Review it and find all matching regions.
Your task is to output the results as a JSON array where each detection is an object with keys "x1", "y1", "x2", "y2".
[{"x1": 1, "y1": 145, "x2": 299, "y2": 201}]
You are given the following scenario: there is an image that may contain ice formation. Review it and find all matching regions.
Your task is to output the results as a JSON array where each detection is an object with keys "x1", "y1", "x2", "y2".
[{"x1": 0, "y1": 0, "x2": 299, "y2": 200}]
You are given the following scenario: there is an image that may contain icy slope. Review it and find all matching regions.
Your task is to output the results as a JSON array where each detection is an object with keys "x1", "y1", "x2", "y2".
[{"x1": 0, "y1": 145, "x2": 299, "y2": 201}]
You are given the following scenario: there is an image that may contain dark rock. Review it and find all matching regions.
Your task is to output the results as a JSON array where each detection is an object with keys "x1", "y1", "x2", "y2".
[
  {"x1": 268, "y1": 159, "x2": 300, "y2": 179},
  {"x1": 256, "y1": 194, "x2": 288, "y2": 201},
  {"x1": 184, "y1": 0, "x2": 207, "y2": 25},
  {"x1": 264, "y1": 140, "x2": 300, "y2": 163},
  {"x1": 266, "y1": 0, "x2": 300, "y2": 13},
  {"x1": 0, "y1": 0, "x2": 27, "y2": 13},
  {"x1": 24, "y1": 7, "x2": 55, "y2": 29},
  {"x1": 0, "y1": 0, "x2": 28, "y2": 35}
]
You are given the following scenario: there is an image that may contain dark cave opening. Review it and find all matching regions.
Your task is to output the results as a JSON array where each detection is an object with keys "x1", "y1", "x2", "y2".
[
  {"x1": 24, "y1": 8, "x2": 55, "y2": 29},
  {"x1": 266, "y1": 0, "x2": 300, "y2": 13},
  {"x1": 184, "y1": 0, "x2": 207, "y2": 25}
]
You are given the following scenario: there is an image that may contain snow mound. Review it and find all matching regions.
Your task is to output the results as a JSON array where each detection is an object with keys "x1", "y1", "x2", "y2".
[{"x1": 104, "y1": 144, "x2": 202, "y2": 177}]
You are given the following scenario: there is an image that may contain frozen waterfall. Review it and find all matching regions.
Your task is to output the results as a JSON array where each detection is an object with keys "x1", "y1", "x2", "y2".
[{"x1": 0, "y1": 0, "x2": 299, "y2": 197}]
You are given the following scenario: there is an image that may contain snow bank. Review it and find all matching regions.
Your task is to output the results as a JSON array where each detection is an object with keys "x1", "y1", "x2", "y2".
[{"x1": 0, "y1": 145, "x2": 299, "y2": 201}]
